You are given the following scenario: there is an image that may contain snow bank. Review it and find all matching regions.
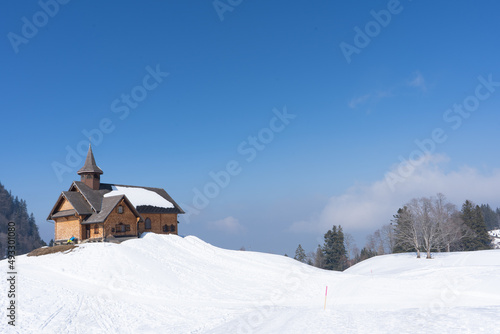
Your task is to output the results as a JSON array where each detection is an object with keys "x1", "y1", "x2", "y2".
[
  {"x1": 1, "y1": 234, "x2": 499, "y2": 333},
  {"x1": 103, "y1": 185, "x2": 174, "y2": 209},
  {"x1": 489, "y1": 229, "x2": 500, "y2": 237},
  {"x1": 489, "y1": 229, "x2": 500, "y2": 249}
]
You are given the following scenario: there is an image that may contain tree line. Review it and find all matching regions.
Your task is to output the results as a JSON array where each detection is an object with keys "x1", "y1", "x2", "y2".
[
  {"x1": 0, "y1": 182, "x2": 46, "y2": 257},
  {"x1": 377, "y1": 194, "x2": 492, "y2": 259},
  {"x1": 294, "y1": 225, "x2": 349, "y2": 271},
  {"x1": 293, "y1": 193, "x2": 497, "y2": 270}
]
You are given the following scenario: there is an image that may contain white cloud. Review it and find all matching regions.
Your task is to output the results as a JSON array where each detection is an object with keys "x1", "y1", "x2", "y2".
[
  {"x1": 348, "y1": 94, "x2": 371, "y2": 109},
  {"x1": 208, "y1": 216, "x2": 245, "y2": 234},
  {"x1": 349, "y1": 71, "x2": 428, "y2": 110},
  {"x1": 408, "y1": 71, "x2": 427, "y2": 91},
  {"x1": 290, "y1": 154, "x2": 500, "y2": 234},
  {"x1": 348, "y1": 90, "x2": 393, "y2": 110}
]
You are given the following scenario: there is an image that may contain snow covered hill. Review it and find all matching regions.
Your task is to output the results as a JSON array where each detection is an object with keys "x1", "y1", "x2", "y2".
[{"x1": 2, "y1": 233, "x2": 500, "y2": 333}]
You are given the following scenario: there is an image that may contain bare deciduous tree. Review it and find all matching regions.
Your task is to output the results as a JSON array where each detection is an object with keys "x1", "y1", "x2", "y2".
[
  {"x1": 394, "y1": 193, "x2": 466, "y2": 259},
  {"x1": 365, "y1": 233, "x2": 376, "y2": 254},
  {"x1": 364, "y1": 229, "x2": 386, "y2": 255},
  {"x1": 436, "y1": 198, "x2": 475, "y2": 252},
  {"x1": 409, "y1": 197, "x2": 441, "y2": 259},
  {"x1": 343, "y1": 232, "x2": 356, "y2": 260},
  {"x1": 374, "y1": 229, "x2": 385, "y2": 255},
  {"x1": 313, "y1": 245, "x2": 325, "y2": 269},
  {"x1": 380, "y1": 223, "x2": 395, "y2": 254}
]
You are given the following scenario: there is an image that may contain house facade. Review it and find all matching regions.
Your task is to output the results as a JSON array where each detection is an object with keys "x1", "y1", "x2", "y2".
[{"x1": 48, "y1": 145, "x2": 184, "y2": 244}]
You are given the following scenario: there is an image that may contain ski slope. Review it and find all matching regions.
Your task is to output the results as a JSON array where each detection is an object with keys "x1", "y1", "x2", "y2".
[{"x1": 1, "y1": 233, "x2": 500, "y2": 333}]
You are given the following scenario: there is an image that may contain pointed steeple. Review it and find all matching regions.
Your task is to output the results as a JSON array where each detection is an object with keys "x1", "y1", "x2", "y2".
[{"x1": 77, "y1": 144, "x2": 103, "y2": 189}]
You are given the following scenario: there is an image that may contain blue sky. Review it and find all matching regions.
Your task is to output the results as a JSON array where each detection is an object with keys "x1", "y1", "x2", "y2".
[{"x1": 2, "y1": 0, "x2": 500, "y2": 255}]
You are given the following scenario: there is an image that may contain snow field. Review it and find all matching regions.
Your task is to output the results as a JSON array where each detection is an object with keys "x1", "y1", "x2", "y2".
[{"x1": 1, "y1": 233, "x2": 499, "y2": 333}]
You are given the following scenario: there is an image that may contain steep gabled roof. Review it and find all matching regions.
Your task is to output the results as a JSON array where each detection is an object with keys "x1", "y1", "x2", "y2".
[
  {"x1": 83, "y1": 195, "x2": 142, "y2": 224},
  {"x1": 70, "y1": 181, "x2": 107, "y2": 212},
  {"x1": 49, "y1": 181, "x2": 184, "y2": 221},
  {"x1": 62, "y1": 191, "x2": 93, "y2": 215},
  {"x1": 47, "y1": 190, "x2": 93, "y2": 220},
  {"x1": 77, "y1": 144, "x2": 103, "y2": 175}
]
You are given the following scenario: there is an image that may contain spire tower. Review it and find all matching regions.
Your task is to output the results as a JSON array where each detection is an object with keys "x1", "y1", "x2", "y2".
[{"x1": 77, "y1": 144, "x2": 103, "y2": 190}]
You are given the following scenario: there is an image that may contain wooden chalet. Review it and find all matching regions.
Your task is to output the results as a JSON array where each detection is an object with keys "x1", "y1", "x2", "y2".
[{"x1": 47, "y1": 144, "x2": 184, "y2": 244}]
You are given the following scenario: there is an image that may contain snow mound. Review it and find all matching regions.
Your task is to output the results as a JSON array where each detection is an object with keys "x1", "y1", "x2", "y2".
[{"x1": 1, "y1": 234, "x2": 500, "y2": 333}]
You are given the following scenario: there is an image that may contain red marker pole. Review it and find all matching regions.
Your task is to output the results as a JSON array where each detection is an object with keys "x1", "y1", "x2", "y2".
[{"x1": 324, "y1": 286, "x2": 328, "y2": 310}]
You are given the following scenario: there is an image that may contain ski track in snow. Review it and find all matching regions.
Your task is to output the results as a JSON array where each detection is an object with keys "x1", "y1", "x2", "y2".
[{"x1": 1, "y1": 234, "x2": 499, "y2": 333}]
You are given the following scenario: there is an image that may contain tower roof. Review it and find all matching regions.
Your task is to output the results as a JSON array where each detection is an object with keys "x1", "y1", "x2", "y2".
[{"x1": 77, "y1": 144, "x2": 103, "y2": 175}]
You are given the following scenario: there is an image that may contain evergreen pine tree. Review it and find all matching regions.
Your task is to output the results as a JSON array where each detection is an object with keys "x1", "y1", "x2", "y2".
[
  {"x1": 359, "y1": 247, "x2": 377, "y2": 261},
  {"x1": 461, "y1": 200, "x2": 492, "y2": 251},
  {"x1": 0, "y1": 182, "x2": 46, "y2": 255},
  {"x1": 323, "y1": 225, "x2": 347, "y2": 271},
  {"x1": 496, "y1": 208, "x2": 500, "y2": 228},
  {"x1": 323, "y1": 225, "x2": 337, "y2": 270},
  {"x1": 294, "y1": 244, "x2": 307, "y2": 263},
  {"x1": 392, "y1": 206, "x2": 420, "y2": 256},
  {"x1": 480, "y1": 204, "x2": 499, "y2": 231},
  {"x1": 336, "y1": 226, "x2": 348, "y2": 270},
  {"x1": 461, "y1": 200, "x2": 476, "y2": 251},
  {"x1": 473, "y1": 205, "x2": 491, "y2": 250}
]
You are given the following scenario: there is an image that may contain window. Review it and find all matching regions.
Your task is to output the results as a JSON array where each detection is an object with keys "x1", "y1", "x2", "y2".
[
  {"x1": 117, "y1": 205, "x2": 124, "y2": 214},
  {"x1": 94, "y1": 225, "x2": 99, "y2": 234},
  {"x1": 115, "y1": 223, "x2": 126, "y2": 233},
  {"x1": 170, "y1": 224, "x2": 176, "y2": 232},
  {"x1": 111, "y1": 228, "x2": 115, "y2": 233},
  {"x1": 163, "y1": 225, "x2": 168, "y2": 232},
  {"x1": 145, "y1": 218, "x2": 151, "y2": 230}
]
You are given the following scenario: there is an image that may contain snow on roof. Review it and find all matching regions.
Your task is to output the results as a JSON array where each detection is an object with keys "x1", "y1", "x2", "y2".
[{"x1": 103, "y1": 185, "x2": 174, "y2": 209}]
